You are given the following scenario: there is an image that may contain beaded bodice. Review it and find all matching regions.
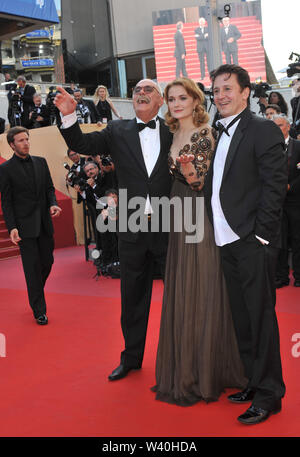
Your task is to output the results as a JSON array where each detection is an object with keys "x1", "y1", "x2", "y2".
[{"x1": 168, "y1": 126, "x2": 216, "y2": 189}]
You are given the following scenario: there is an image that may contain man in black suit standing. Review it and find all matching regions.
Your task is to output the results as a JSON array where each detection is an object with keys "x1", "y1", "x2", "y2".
[
  {"x1": 220, "y1": 17, "x2": 241, "y2": 65},
  {"x1": 54, "y1": 79, "x2": 172, "y2": 381},
  {"x1": 174, "y1": 21, "x2": 188, "y2": 78},
  {"x1": 0, "y1": 126, "x2": 62, "y2": 324},
  {"x1": 272, "y1": 114, "x2": 300, "y2": 288},
  {"x1": 205, "y1": 64, "x2": 287, "y2": 425},
  {"x1": 194, "y1": 17, "x2": 210, "y2": 80}
]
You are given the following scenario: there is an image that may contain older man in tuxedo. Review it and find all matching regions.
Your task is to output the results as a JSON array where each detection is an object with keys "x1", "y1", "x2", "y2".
[
  {"x1": 194, "y1": 17, "x2": 210, "y2": 80},
  {"x1": 205, "y1": 64, "x2": 287, "y2": 425},
  {"x1": 220, "y1": 17, "x2": 241, "y2": 65},
  {"x1": 54, "y1": 79, "x2": 172, "y2": 381}
]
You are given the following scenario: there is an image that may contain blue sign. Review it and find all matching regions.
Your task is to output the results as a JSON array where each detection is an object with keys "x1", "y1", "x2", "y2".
[
  {"x1": 0, "y1": 0, "x2": 59, "y2": 23},
  {"x1": 26, "y1": 30, "x2": 50, "y2": 38},
  {"x1": 21, "y1": 58, "x2": 54, "y2": 67}
]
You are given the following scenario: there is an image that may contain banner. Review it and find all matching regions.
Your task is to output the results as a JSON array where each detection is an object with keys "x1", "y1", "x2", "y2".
[{"x1": 0, "y1": 0, "x2": 59, "y2": 23}]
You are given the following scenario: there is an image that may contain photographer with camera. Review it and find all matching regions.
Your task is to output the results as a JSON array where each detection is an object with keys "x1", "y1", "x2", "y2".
[
  {"x1": 73, "y1": 89, "x2": 101, "y2": 125},
  {"x1": 27, "y1": 94, "x2": 50, "y2": 129},
  {"x1": 7, "y1": 75, "x2": 35, "y2": 127},
  {"x1": 95, "y1": 188, "x2": 120, "y2": 277}
]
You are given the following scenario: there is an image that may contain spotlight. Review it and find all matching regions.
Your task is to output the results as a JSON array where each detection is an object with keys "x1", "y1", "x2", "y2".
[{"x1": 224, "y1": 4, "x2": 231, "y2": 17}]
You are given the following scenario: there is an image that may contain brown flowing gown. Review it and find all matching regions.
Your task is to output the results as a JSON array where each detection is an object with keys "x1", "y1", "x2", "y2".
[{"x1": 152, "y1": 126, "x2": 247, "y2": 406}]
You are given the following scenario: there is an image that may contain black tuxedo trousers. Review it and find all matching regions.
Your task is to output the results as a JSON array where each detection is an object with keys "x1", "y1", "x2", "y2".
[
  {"x1": 19, "y1": 227, "x2": 54, "y2": 318},
  {"x1": 220, "y1": 236, "x2": 285, "y2": 410}
]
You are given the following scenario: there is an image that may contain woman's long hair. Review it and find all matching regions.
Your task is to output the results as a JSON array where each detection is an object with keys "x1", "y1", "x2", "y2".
[
  {"x1": 268, "y1": 91, "x2": 288, "y2": 115},
  {"x1": 93, "y1": 85, "x2": 110, "y2": 105},
  {"x1": 164, "y1": 78, "x2": 209, "y2": 133}
]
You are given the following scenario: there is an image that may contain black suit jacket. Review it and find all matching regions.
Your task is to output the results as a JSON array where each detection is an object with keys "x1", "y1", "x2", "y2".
[
  {"x1": 195, "y1": 26, "x2": 208, "y2": 52},
  {"x1": 221, "y1": 24, "x2": 241, "y2": 53},
  {"x1": 0, "y1": 155, "x2": 57, "y2": 238},
  {"x1": 286, "y1": 137, "x2": 300, "y2": 206},
  {"x1": 82, "y1": 99, "x2": 100, "y2": 123},
  {"x1": 204, "y1": 109, "x2": 287, "y2": 247},
  {"x1": 60, "y1": 117, "x2": 173, "y2": 241},
  {"x1": 174, "y1": 31, "x2": 186, "y2": 58}
]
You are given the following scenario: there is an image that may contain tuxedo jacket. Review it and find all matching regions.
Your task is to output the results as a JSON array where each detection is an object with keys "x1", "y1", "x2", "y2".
[
  {"x1": 286, "y1": 137, "x2": 300, "y2": 206},
  {"x1": 220, "y1": 24, "x2": 241, "y2": 52},
  {"x1": 174, "y1": 31, "x2": 186, "y2": 58},
  {"x1": 0, "y1": 154, "x2": 57, "y2": 238},
  {"x1": 204, "y1": 109, "x2": 287, "y2": 247},
  {"x1": 194, "y1": 26, "x2": 209, "y2": 52},
  {"x1": 60, "y1": 118, "x2": 173, "y2": 241}
]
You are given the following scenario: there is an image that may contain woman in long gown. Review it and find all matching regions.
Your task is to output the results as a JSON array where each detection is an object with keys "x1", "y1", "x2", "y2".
[{"x1": 152, "y1": 78, "x2": 247, "y2": 406}]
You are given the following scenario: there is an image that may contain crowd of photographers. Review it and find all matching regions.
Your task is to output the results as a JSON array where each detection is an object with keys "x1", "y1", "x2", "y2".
[{"x1": 65, "y1": 147, "x2": 119, "y2": 278}]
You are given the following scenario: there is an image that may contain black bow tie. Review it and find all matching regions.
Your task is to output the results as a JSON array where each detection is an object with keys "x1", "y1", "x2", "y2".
[
  {"x1": 216, "y1": 112, "x2": 244, "y2": 138},
  {"x1": 137, "y1": 119, "x2": 157, "y2": 131}
]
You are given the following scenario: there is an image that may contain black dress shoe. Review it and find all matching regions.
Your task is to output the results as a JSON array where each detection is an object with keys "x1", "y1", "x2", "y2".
[
  {"x1": 36, "y1": 314, "x2": 48, "y2": 325},
  {"x1": 227, "y1": 388, "x2": 255, "y2": 404},
  {"x1": 238, "y1": 401, "x2": 281, "y2": 425},
  {"x1": 294, "y1": 280, "x2": 300, "y2": 287},
  {"x1": 275, "y1": 279, "x2": 289, "y2": 288},
  {"x1": 108, "y1": 364, "x2": 141, "y2": 381}
]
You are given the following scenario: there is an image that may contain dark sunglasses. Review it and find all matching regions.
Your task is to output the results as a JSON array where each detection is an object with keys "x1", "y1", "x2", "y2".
[{"x1": 133, "y1": 85, "x2": 160, "y2": 95}]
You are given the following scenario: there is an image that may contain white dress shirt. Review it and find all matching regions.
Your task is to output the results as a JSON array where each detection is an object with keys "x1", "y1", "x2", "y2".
[
  {"x1": 61, "y1": 112, "x2": 160, "y2": 214},
  {"x1": 212, "y1": 114, "x2": 241, "y2": 246},
  {"x1": 212, "y1": 113, "x2": 269, "y2": 246},
  {"x1": 136, "y1": 116, "x2": 160, "y2": 214}
]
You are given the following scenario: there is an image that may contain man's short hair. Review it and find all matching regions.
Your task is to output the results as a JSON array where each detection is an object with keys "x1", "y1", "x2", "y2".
[
  {"x1": 16, "y1": 75, "x2": 26, "y2": 83},
  {"x1": 211, "y1": 64, "x2": 252, "y2": 99},
  {"x1": 265, "y1": 104, "x2": 281, "y2": 114},
  {"x1": 272, "y1": 114, "x2": 290, "y2": 125},
  {"x1": 83, "y1": 161, "x2": 98, "y2": 171},
  {"x1": 105, "y1": 188, "x2": 118, "y2": 197},
  {"x1": 6, "y1": 126, "x2": 29, "y2": 145}
]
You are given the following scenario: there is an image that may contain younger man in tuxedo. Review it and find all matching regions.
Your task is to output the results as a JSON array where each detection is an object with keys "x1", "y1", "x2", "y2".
[
  {"x1": 0, "y1": 127, "x2": 61, "y2": 324},
  {"x1": 205, "y1": 64, "x2": 287, "y2": 425}
]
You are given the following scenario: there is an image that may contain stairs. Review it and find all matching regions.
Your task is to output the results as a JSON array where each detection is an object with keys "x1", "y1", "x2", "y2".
[
  {"x1": 153, "y1": 16, "x2": 266, "y2": 85},
  {"x1": 0, "y1": 215, "x2": 20, "y2": 260}
]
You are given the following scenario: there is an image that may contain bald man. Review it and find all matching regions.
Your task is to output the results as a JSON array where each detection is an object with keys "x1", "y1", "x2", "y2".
[{"x1": 54, "y1": 80, "x2": 173, "y2": 380}]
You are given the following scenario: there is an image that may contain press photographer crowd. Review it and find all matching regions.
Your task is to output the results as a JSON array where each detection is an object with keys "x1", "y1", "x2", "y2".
[{"x1": 1, "y1": 62, "x2": 300, "y2": 285}]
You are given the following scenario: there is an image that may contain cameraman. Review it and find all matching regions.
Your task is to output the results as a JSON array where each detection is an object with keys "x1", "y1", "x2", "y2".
[
  {"x1": 73, "y1": 89, "x2": 101, "y2": 125},
  {"x1": 97, "y1": 188, "x2": 119, "y2": 272},
  {"x1": 8, "y1": 75, "x2": 35, "y2": 127},
  {"x1": 27, "y1": 94, "x2": 50, "y2": 129}
]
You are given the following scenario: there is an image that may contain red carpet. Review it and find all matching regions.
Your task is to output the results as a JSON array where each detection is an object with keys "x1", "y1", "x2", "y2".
[{"x1": 0, "y1": 246, "x2": 299, "y2": 437}]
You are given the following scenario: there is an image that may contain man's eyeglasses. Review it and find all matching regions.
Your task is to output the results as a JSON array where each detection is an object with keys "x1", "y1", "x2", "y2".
[{"x1": 133, "y1": 85, "x2": 160, "y2": 95}]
